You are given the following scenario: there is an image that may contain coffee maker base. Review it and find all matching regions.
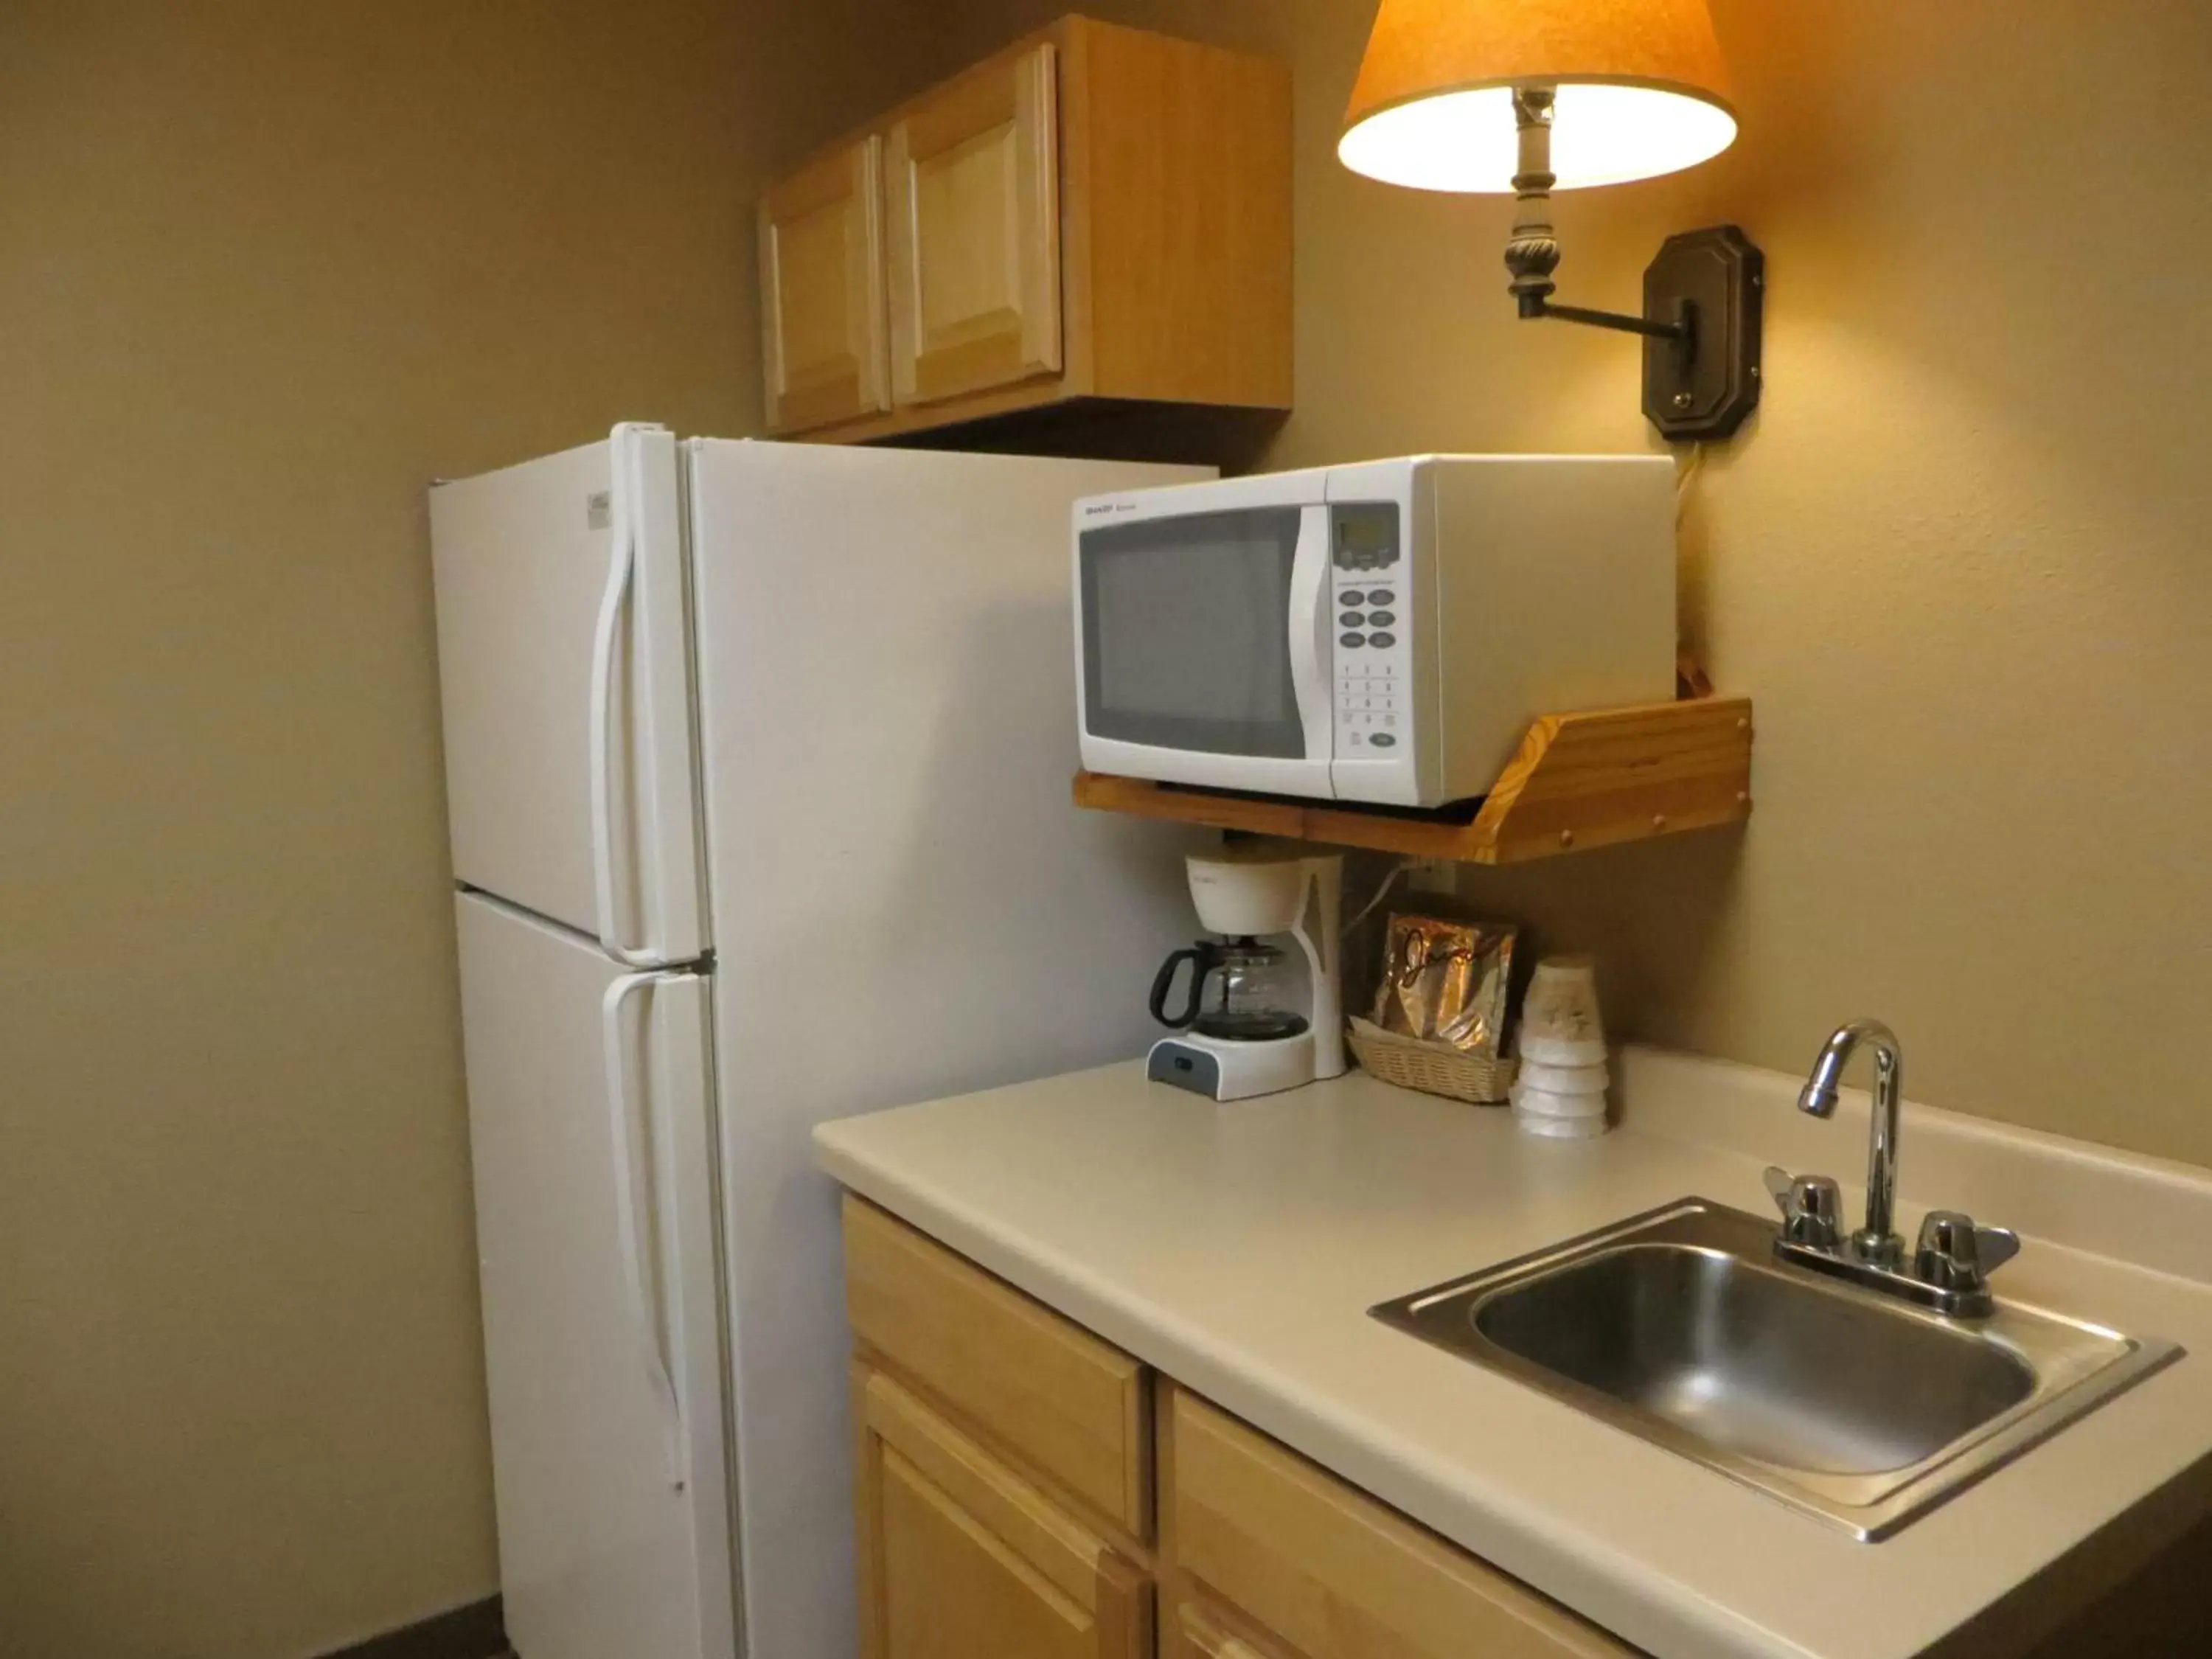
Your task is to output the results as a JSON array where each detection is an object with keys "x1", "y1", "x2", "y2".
[{"x1": 1147, "y1": 1031, "x2": 1339, "y2": 1102}]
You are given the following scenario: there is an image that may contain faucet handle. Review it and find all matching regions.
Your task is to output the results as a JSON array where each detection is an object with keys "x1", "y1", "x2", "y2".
[
  {"x1": 1913, "y1": 1211, "x2": 2022, "y2": 1294},
  {"x1": 1764, "y1": 1166, "x2": 1844, "y2": 1251}
]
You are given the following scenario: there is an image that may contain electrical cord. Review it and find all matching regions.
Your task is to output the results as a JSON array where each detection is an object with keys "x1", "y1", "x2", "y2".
[
  {"x1": 1675, "y1": 439, "x2": 1705, "y2": 530},
  {"x1": 1343, "y1": 858, "x2": 1415, "y2": 939}
]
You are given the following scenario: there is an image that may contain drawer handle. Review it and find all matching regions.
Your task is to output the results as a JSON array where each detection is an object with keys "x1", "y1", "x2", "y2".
[{"x1": 1178, "y1": 1602, "x2": 1273, "y2": 1659}]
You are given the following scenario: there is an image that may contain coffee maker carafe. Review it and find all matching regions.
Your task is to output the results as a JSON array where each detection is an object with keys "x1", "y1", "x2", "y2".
[{"x1": 1146, "y1": 841, "x2": 1344, "y2": 1100}]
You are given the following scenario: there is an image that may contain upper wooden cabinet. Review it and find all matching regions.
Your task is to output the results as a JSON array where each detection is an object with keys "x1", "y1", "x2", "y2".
[
  {"x1": 758, "y1": 137, "x2": 890, "y2": 433},
  {"x1": 759, "y1": 15, "x2": 1293, "y2": 442}
]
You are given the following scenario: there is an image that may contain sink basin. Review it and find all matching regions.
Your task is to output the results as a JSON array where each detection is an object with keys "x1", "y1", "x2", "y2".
[
  {"x1": 1372, "y1": 1200, "x2": 2182, "y2": 1538},
  {"x1": 1475, "y1": 1240, "x2": 2039, "y2": 1476}
]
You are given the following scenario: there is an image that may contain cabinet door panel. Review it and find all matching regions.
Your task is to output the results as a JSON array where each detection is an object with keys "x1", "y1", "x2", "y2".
[
  {"x1": 886, "y1": 41, "x2": 1062, "y2": 406},
  {"x1": 759, "y1": 137, "x2": 889, "y2": 433},
  {"x1": 856, "y1": 1365, "x2": 1149, "y2": 1659}
]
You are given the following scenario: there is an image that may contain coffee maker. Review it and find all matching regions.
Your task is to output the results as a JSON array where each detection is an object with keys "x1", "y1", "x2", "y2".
[{"x1": 1146, "y1": 841, "x2": 1345, "y2": 1100}]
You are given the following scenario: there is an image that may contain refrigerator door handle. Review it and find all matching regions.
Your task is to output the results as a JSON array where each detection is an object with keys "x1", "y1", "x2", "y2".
[
  {"x1": 589, "y1": 425, "x2": 672, "y2": 970},
  {"x1": 601, "y1": 969, "x2": 686, "y2": 1489}
]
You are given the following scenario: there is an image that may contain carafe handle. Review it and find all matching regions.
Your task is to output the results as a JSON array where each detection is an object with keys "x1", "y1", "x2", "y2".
[{"x1": 1149, "y1": 942, "x2": 1221, "y2": 1029}]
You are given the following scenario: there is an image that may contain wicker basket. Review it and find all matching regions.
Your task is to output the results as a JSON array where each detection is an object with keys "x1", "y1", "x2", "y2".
[{"x1": 1346, "y1": 1017, "x2": 1518, "y2": 1106}]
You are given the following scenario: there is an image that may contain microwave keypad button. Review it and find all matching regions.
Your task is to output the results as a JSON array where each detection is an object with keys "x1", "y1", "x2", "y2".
[
  {"x1": 1368, "y1": 630, "x2": 1397, "y2": 648},
  {"x1": 1368, "y1": 733, "x2": 1397, "y2": 748},
  {"x1": 1367, "y1": 589, "x2": 1395, "y2": 605},
  {"x1": 1339, "y1": 591, "x2": 1366, "y2": 606},
  {"x1": 1339, "y1": 611, "x2": 1364, "y2": 627},
  {"x1": 1340, "y1": 631, "x2": 1366, "y2": 648},
  {"x1": 1367, "y1": 611, "x2": 1396, "y2": 627}
]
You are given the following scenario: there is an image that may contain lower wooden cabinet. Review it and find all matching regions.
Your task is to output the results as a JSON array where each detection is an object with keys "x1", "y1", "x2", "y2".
[
  {"x1": 853, "y1": 1361, "x2": 1152, "y2": 1659},
  {"x1": 838, "y1": 1198, "x2": 2212, "y2": 1659},
  {"x1": 841, "y1": 1199, "x2": 1641, "y2": 1659}
]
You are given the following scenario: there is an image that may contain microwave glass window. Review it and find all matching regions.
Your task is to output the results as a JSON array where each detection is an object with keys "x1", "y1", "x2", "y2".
[{"x1": 1079, "y1": 507, "x2": 1307, "y2": 758}]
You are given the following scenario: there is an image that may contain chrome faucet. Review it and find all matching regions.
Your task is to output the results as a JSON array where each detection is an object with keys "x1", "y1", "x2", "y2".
[
  {"x1": 1765, "y1": 1018, "x2": 2021, "y2": 1318},
  {"x1": 1796, "y1": 1018, "x2": 1906, "y2": 1265}
]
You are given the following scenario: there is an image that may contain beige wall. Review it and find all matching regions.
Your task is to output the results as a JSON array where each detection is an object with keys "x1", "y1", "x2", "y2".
[
  {"x1": 7, "y1": 1, "x2": 2209, "y2": 1652},
  {"x1": 0, "y1": 4, "x2": 956, "y2": 1655},
  {"x1": 932, "y1": 0, "x2": 2212, "y2": 1167}
]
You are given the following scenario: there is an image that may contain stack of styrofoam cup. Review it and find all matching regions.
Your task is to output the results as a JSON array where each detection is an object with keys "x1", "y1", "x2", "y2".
[{"x1": 1512, "y1": 956, "x2": 1610, "y2": 1139}]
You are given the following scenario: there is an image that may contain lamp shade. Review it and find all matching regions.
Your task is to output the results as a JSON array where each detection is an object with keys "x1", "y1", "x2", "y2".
[{"x1": 1340, "y1": 0, "x2": 1737, "y2": 193}]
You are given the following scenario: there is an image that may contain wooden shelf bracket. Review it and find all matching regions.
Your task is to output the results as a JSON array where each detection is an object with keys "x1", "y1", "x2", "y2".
[{"x1": 1072, "y1": 695, "x2": 1752, "y2": 866}]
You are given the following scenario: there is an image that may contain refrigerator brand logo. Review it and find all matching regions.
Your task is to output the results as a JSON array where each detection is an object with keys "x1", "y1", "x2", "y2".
[
  {"x1": 586, "y1": 491, "x2": 612, "y2": 531},
  {"x1": 1082, "y1": 501, "x2": 1134, "y2": 518}
]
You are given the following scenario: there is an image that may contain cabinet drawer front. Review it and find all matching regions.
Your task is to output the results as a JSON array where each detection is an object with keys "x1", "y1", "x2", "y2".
[
  {"x1": 844, "y1": 1197, "x2": 1149, "y2": 1537},
  {"x1": 885, "y1": 38, "x2": 1062, "y2": 406},
  {"x1": 1169, "y1": 1391, "x2": 1641, "y2": 1659}
]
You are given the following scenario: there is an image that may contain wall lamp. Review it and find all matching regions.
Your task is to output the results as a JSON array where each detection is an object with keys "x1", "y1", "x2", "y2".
[{"x1": 1339, "y1": 0, "x2": 1763, "y2": 440}]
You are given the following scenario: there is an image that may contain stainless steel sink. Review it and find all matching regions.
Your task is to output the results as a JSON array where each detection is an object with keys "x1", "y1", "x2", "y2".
[{"x1": 1371, "y1": 1200, "x2": 2182, "y2": 1539}]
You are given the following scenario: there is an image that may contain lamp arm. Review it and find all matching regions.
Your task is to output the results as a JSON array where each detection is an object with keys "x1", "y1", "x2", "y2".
[
  {"x1": 1505, "y1": 88, "x2": 1691, "y2": 344},
  {"x1": 1535, "y1": 299, "x2": 1688, "y2": 341}
]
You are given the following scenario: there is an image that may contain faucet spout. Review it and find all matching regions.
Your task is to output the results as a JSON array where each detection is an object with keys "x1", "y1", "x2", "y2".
[
  {"x1": 1799, "y1": 1019, "x2": 1905, "y2": 1265},
  {"x1": 1796, "y1": 1072, "x2": 1840, "y2": 1117}
]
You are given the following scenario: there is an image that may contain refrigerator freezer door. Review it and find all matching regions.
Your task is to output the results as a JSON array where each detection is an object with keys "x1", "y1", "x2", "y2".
[
  {"x1": 455, "y1": 894, "x2": 734, "y2": 1659},
  {"x1": 432, "y1": 425, "x2": 707, "y2": 960},
  {"x1": 684, "y1": 439, "x2": 1214, "y2": 1659}
]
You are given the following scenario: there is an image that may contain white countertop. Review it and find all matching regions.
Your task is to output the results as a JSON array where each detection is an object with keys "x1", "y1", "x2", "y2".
[{"x1": 813, "y1": 1048, "x2": 2212, "y2": 1659}]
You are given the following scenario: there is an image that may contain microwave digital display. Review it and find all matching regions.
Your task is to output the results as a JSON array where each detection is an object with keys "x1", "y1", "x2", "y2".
[{"x1": 1332, "y1": 504, "x2": 1399, "y2": 571}]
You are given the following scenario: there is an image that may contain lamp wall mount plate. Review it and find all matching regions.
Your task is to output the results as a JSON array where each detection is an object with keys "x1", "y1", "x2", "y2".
[{"x1": 1644, "y1": 226, "x2": 1763, "y2": 439}]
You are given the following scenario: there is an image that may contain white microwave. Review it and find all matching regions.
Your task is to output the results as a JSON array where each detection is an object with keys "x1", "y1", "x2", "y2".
[{"x1": 1074, "y1": 455, "x2": 1678, "y2": 809}]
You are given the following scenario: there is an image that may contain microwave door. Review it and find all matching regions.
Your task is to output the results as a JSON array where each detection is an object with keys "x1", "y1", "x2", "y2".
[{"x1": 1078, "y1": 503, "x2": 1336, "y2": 799}]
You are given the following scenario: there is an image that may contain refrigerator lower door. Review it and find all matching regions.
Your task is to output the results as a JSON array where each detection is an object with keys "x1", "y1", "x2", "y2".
[
  {"x1": 455, "y1": 894, "x2": 734, "y2": 1659},
  {"x1": 432, "y1": 424, "x2": 706, "y2": 962}
]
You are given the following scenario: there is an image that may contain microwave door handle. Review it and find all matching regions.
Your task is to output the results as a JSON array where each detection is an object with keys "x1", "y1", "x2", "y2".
[{"x1": 1286, "y1": 506, "x2": 1334, "y2": 768}]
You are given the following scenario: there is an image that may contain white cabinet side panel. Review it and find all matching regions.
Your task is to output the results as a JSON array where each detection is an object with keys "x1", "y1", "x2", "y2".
[{"x1": 684, "y1": 439, "x2": 1212, "y2": 1659}]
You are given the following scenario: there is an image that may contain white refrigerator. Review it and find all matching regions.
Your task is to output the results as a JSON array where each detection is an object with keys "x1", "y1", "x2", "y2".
[{"x1": 428, "y1": 426, "x2": 1208, "y2": 1659}]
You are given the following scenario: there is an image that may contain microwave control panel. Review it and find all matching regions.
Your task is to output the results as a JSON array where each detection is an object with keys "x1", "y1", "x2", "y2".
[{"x1": 1329, "y1": 504, "x2": 1406, "y2": 759}]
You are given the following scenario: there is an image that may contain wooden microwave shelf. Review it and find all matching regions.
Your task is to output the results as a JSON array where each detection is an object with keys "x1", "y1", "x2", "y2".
[{"x1": 1073, "y1": 695, "x2": 1753, "y2": 866}]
